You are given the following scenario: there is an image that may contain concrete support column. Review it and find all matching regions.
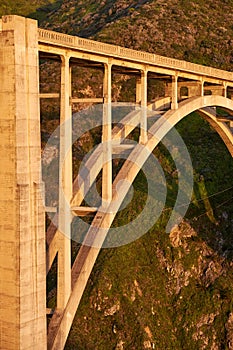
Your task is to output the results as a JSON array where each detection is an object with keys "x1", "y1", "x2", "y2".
[
  {"x1": 57, "y1": 54, "x2": 72, "y2": 309},
  {"x1": 139, "y1": 70, "x2": 148, "y2": 144},
  {"x1": 102, "y1": 62, "x2": 112, "y2": 206},
  {"x1": 136, "y1": 76, "x2": 142, "y2": 105},
  {"x1": 171, "y1": 75, "x2": 178, "y2": 109},
  {"x1": 223, "y1": 83, "x2": 227, "y2": 98},
  {"x1": 199, "y1": 79, "x2": 204, "y2": 96},
  {"x1": 0, "y1": 15, "x2": 46, "y2": 349}
]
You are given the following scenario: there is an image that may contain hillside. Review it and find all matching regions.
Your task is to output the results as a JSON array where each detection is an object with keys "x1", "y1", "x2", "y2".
[
  {"x1": 34, "y1": 0, "x2": 233, "y2": 70},
  {"x1": 1, "y1": 1, "x2": 233, "y2": 349},
  {"x1": 39, "y1": 1, "x2": 233, "y2": 346},
  {"x1": 0, "y1": 0, "x2": 56, "y2": 18},
  {"x1": 2, "y1": 0, "x2": 232, "y2": 70}
]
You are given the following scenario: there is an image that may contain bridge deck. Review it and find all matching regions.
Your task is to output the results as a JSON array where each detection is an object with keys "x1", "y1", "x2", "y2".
[{"x1": 38, "y1": 28, "x2": 233, "y2": 86}]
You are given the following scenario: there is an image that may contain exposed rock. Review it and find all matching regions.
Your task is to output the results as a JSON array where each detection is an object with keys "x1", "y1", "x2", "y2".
[
  {"x1": 134, "y1": 279, "x2": 143, "y2": 297},
  {"x1": 226, "y1": 313, "x2": 233, "y2": 349},
  {"x1": 191, "y1": 313, "x2": 218, "y2": 349},
  {"x1": 42, "y1": 145, "x2": 58, "y2": 165},
  {"x1": 144, "y1": 326, "x2": 153, "y2": 339},
  {"x1": 143, "y1": 340, "x2": 152, "y2": 349},
  {"x1": 169, "y1": 222, "x2": 197, "y2": 248},
  {"x1": 198, "y1": 256, "x2": 224, "y2": 288},
  {"x1": 104, "y1": 301, "x2": 120, "y2": 316},
  {"x1": 115, "y1": 340, "x2": 124, "y2": 349}
]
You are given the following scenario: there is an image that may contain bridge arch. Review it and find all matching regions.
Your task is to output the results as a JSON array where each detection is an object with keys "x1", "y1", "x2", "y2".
[
  {"x1": 48, "y1": 95, "x2": 233, "y2": 349},
  {"x1": 78, "y1": 95, "x2": 233, "y2": 249},
  {"x1": 58, "y1": 95, "x2": 233, "y2": 250}
]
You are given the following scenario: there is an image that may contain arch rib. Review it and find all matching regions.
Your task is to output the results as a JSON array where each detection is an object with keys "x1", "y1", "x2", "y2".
[
  {"x1": 46, "y1": 97, "x2": 171, "y2": 272},
  {"x1": 47, "y1": 95, "x2": 233, "y2": 349}
]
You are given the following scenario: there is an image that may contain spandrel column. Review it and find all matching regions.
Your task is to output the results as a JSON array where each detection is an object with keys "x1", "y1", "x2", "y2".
[
  {"x1": 136, "y1": 76, "x2": 142, "y2": 106},
  {"x1": 102, "y1": 62, "x2": 112, "y2": 207},
  {"x1": 57, "y1": 54, "x2": 72, "y2": 309},
  {"x1": 223, "y1": 82, "x2": 227, "y2": 98},
  {"x1": 199, "y1": 79, "x2": 204, "y2": 97},
  {"x1": 139, "y1": 69, "x2": 148, "y2": 144},
  {"x1": 171, "y1": 74, "x2": 178, "y2": 110}
]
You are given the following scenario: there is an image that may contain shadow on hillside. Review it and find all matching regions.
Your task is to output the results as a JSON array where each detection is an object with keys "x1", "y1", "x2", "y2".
[
  {"x1": 29, "y1": 0, "x2": 62, "y2": 24},
  {"x1": 29, "y1": 0, "x2": 155, "y2": 37}
]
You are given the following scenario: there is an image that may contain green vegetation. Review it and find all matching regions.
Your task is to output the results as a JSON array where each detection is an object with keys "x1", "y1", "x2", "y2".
[
  {"x1": 27, "y1": 0, "x2": 233, "y2": 71},
  {"x1": 61, "y1": 112, "x2": 233, "y2": 349},
  {"x1": 2, "y1": 0, "x2": 233, "y2": 348},
  {"x1": 0, "y1": 0, "x2": 56, "y2": 18}
]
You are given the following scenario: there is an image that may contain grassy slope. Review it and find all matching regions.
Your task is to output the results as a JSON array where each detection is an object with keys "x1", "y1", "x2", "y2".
[
  {"x1": 34, "y1": 0, "x2": 233, "y2": 70},
  {"x1": 64, "y1": 114, "x2": 233, "y2": 349},
  {"x1": 1, "y1": 1, "x2": 233, "y2": 348},
  {"x1": 0, "y1": 0, "x2": 56, "y2": 18}
]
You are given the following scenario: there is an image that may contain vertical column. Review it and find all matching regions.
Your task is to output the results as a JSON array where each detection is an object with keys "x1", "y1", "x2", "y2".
[
  {"x1": 223, "y1": 83, "x2": 227, "y2": 98},
  {"x1": 199, "y1": 79, "x2": 204, "y2": 97},
  {"x1": 57, "y1": 54, "x2": 72, "y2": 309},
  {"x1": 139, "y1": 69, "x2": 148, "y2": 144},
  {"x1": 102, "y1": 62, "x2": 112, "y2": 206},
  {"x1": 171, "y1": 74, "x2": 178, "y2": 110},
  {"x1": 0, "y1": 16, "x2": 46, "y2": 349},
  {"x1": 136, "y1": 76, "x2": 142, "y2": 105}
]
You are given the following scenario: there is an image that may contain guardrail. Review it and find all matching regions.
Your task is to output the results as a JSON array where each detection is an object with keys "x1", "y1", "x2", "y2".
[{"x1": 38, "y1": 28, "x2": 233, "y2": 82}]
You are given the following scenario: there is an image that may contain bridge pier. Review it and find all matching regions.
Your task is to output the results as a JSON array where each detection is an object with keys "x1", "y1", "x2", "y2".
[
  {"x1": 57, "y1": 54, "x2": 72, "y2": 310},
  {"x1": 102, "y1": 62, "x2": 112, "y2": 205},
  {"x1": 171, "y1": 75, "x2": 178, "y2": 109},
  {"x1": 139, "y1": 69, "x2": 148, "y2": 144},
  {"x1": 199, "y1": 80, "x2": 204, "y2": 97},
  {"x1": 0, "y1": 16, "x2": 46, "y2": 349},
  {"x1": 223, "y1": 82, "x2": 227, "y2": 98}
]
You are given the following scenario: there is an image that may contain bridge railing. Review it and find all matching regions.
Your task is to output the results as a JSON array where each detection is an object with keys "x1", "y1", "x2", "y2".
[{"x1": 38, "y1": 28, "x2": 233, "y2": 83}]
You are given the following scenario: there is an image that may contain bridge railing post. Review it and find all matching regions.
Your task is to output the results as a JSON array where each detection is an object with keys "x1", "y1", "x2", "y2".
[
  {"x1": 0, "y1": 15, "x2": 46, "y2": 349},
  {"x1": 102, "y1": 62, "x2": 112, "y2": 206},
  {"x1": 57, "y1": 54, "x2": 72, "y2": 310}
]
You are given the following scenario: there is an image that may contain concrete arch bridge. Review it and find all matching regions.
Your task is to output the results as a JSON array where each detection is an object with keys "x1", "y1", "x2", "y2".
[{"x1": 0, "y1": 15, "x2": 233, "y2": 350}]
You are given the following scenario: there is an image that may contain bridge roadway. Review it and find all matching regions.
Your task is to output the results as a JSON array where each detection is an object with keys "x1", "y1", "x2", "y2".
[
  {"x1": 1, "y1": 15, "x2": 233, "y2": 350},
  {"x1": 38, "y1": 27, "x2": 233, "y2": 84}
]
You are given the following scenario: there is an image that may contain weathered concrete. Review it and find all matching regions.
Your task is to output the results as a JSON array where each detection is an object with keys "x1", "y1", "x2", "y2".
[
  {"x1": 57, "y1": 54, "x2": 72, "y2": 310},
  {"x1": 102, "y1": 62, "x2": 112, "y2": 206},
  {"x1": 0, "y1": 16, "x2": 46, "y2": 349}
]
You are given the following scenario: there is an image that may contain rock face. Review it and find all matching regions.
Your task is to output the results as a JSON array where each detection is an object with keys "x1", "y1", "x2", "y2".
[
  {"x1": 226, "y1": 313, "x2": 233, "y2": 349},
  {"x1": 64, "y1": 215, "x2": 233, "y2": 349},
  {"x1": 170, "y1": 222, "x2": 197, "y2": 248}
]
